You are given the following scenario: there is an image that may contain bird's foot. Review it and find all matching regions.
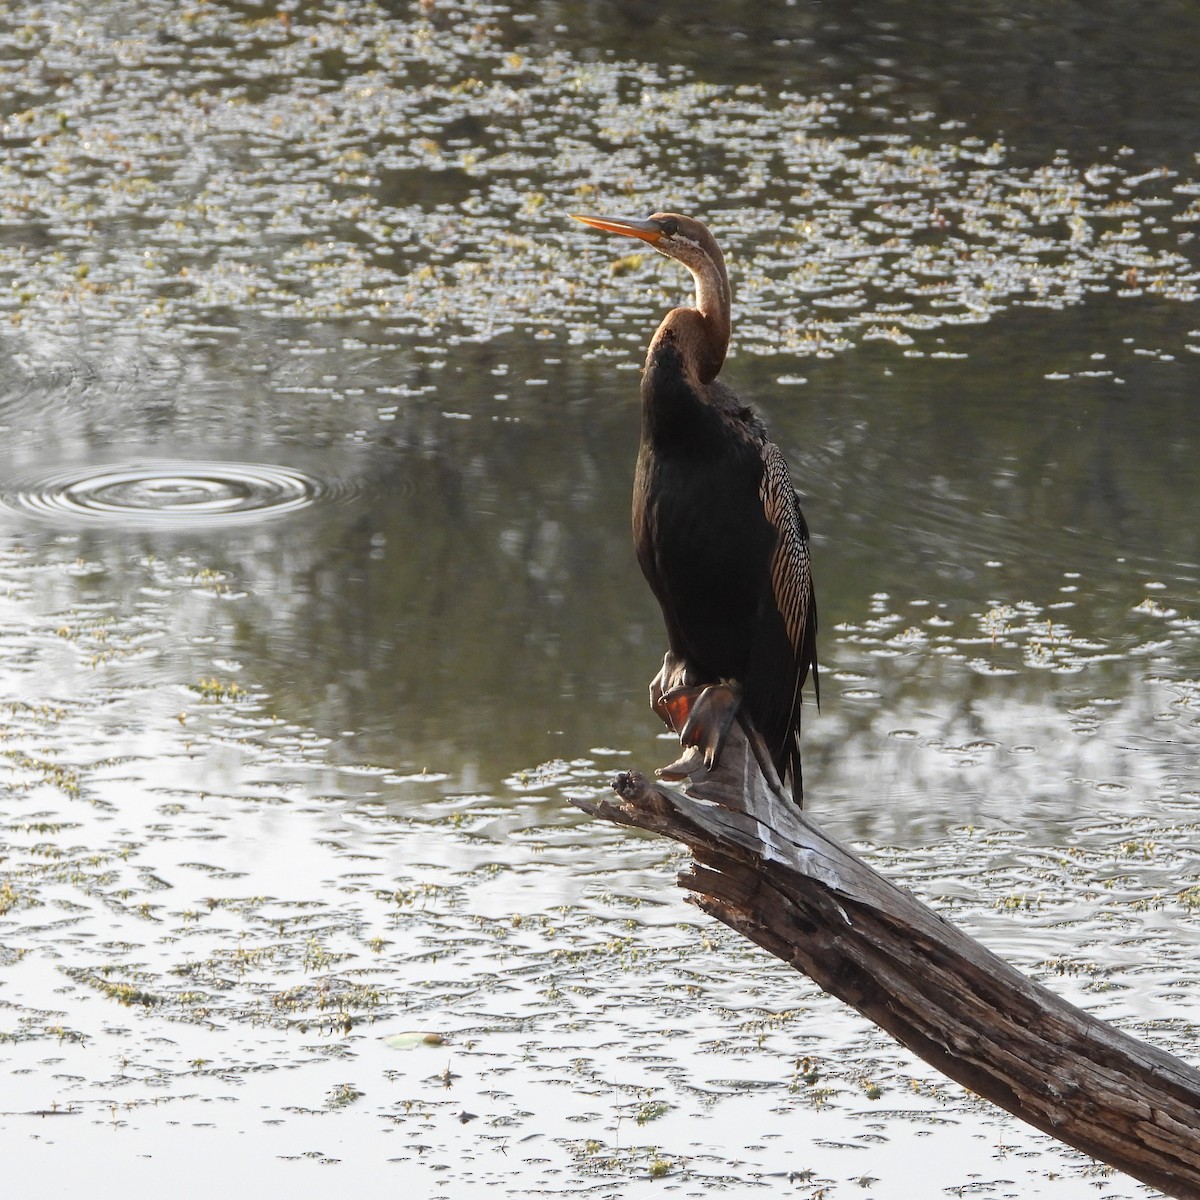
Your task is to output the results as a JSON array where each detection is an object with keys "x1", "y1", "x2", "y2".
[
  {"x1": 648, "y1": 651, "x2": 694, "y2": 727},
  {"x1": 654, "y1": 682, "x2": 742, "y2": 781}
]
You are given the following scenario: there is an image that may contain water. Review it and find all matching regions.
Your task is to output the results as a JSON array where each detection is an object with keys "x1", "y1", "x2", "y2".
[
  {"x1": 1, "y1": 2, "x2": 1199, "y2": 1197},
  {"x1": 2, "y1": 459, "x2": 328, "y2": 525}
]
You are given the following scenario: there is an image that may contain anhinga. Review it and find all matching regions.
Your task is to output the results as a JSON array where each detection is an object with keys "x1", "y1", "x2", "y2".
[{"x1": 572, "y1": 212, "x2": 818, "y2": 804}]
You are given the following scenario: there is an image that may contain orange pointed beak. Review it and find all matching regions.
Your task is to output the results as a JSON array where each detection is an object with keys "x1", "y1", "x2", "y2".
[{"x1": 570, "y1": 213, "x2": 665, "y2": 244}]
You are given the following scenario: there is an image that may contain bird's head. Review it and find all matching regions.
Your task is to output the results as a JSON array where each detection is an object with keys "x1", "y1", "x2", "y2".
[
  {"x1": 571, "y1": 210, "x2": 732, "y2": 381},
  {"x1": 570, "y1": 212, "x2": 720, "y2": 276}
]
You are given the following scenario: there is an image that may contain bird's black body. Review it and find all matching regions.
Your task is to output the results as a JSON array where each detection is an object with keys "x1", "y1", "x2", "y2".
[
  {"x1": 635, "y1": 339, "x2": 776, "y2": 686},
  {"x1": 635, "y1": 335, "x2": 817, "y2": 800},
  {"x1": 572, "y1": 210, "x2": 818, "y2": 803}
]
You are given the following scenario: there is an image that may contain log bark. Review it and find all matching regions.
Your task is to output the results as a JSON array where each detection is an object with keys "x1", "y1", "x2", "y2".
[{"x1": 571, "y1": 720, "x2": 1200, "y2": 1199}]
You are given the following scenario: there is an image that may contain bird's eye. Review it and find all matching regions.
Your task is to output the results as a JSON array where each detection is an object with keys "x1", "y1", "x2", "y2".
[{"x1": 659, "y1": 217, "x2": 679, "y2": 237}]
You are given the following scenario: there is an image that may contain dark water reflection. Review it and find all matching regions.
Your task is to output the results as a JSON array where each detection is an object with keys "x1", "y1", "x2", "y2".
[{"x1": 4, "y1": 295, "x2": 1197, "y2": 830}]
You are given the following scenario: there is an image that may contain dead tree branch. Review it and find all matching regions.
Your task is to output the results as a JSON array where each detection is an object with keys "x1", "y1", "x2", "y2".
[{"x1": 572, "y1": 720, "x2": 1200, "y2": 1198}]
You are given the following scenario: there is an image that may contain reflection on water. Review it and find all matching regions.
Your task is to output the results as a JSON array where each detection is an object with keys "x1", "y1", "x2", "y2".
[{"x1": 1, "y1": 1, "x2": 1199, "y2": 1197}]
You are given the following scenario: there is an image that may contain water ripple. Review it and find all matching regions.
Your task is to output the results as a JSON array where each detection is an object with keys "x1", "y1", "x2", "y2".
[{"x1": 3, "y1": 460, "x2": 330, "y2": 527}]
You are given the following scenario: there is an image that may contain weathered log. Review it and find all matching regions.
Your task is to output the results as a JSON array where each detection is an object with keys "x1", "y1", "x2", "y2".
[{"x1": 572, "y1": 720, "x2": 1200, "y2": 1199}]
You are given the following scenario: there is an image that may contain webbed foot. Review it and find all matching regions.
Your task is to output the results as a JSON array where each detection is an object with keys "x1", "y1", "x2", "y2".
[{"x1": 653, "y1": 681, "x2": 742, "y2": 780}]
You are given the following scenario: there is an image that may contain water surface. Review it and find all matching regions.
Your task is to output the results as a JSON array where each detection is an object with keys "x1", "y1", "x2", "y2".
[{"x1": 1, "y1": 2, "x2": 1199, "y2": 1197}]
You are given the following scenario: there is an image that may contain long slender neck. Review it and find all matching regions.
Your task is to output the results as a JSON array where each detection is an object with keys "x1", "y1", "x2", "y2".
[{"x1": 649, "y1": 245, "x2": 731, "y2": 385}]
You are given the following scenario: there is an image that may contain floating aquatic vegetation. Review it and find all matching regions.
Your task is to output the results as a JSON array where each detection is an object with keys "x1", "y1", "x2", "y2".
[{"x1": 2, "y1": 1, "x2": 1200, "y2": 374}]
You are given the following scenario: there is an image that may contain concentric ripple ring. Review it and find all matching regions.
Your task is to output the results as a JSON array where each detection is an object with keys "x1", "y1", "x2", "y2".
[{"x1": 6, "y1": 460, "x2": 326, "y2": 527}]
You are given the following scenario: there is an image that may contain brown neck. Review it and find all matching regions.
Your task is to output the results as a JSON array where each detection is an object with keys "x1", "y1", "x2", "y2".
[
  {"x1": 649, "y1": 236, "x2": 731, "y2": 385},
  {"x1": 650, "y1": 308, "x2": 724, "y2": 386}
]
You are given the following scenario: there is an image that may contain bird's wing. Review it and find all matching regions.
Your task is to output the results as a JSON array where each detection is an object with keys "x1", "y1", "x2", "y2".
[{"x1": 757, "y1": 439, "x2": 818, "y2": 693}]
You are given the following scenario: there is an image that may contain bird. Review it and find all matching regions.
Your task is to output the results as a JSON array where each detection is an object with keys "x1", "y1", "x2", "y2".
[{"x1": 571, "y1": 211, "x2": 818, "y2": 804}]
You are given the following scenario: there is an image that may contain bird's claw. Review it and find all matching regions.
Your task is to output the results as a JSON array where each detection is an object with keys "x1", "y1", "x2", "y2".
[
  {"x1": 655, "y1": 743, "x2": 709, "y2": 782},
  {"x1": 653, "y1": 682, "x2": 742, "y2": 780}
]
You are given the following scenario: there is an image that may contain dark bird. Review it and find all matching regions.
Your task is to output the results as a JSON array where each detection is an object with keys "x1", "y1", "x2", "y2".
[{"x1": 571, "y1": 212, "x2": 818, "y2": 803}]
